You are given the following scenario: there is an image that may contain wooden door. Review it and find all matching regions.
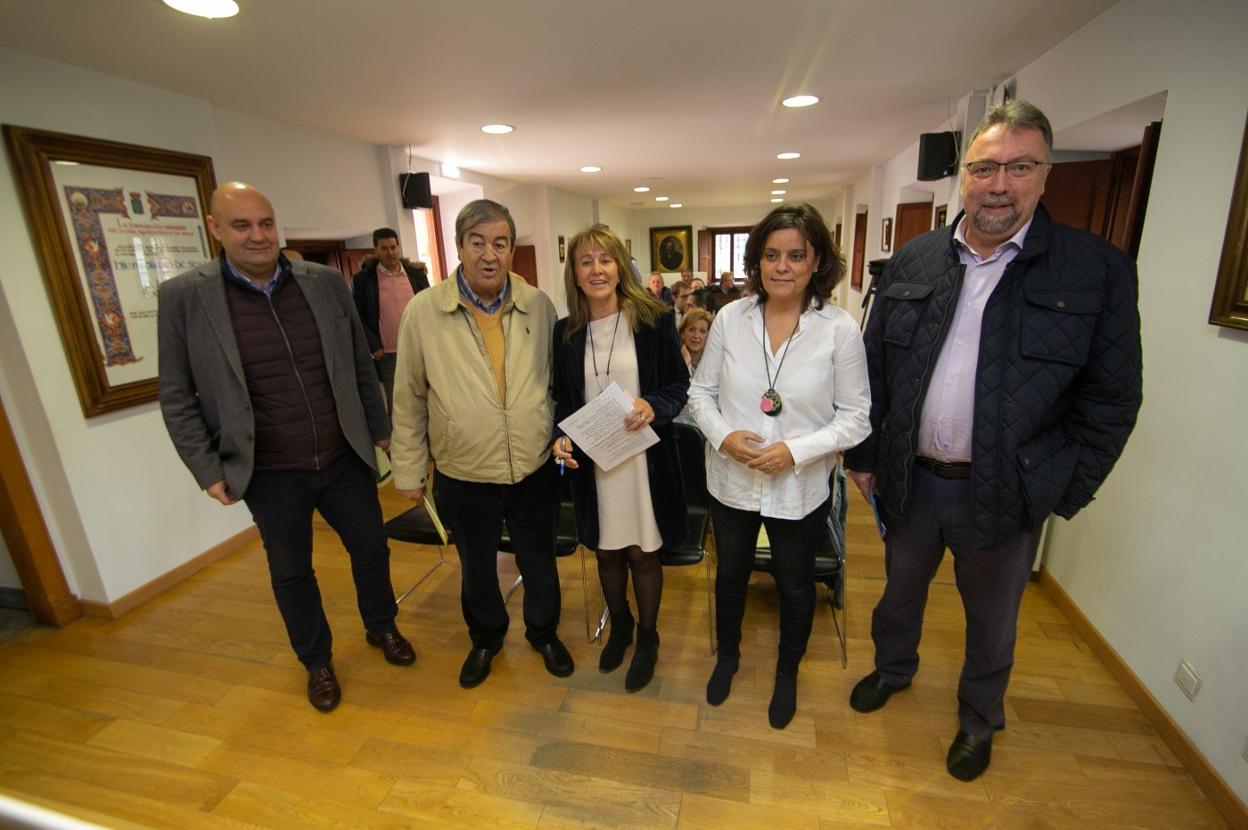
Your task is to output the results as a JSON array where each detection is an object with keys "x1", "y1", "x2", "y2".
[
  {"x1": 1042, "y1": 159, "x2": 1115, "y2": 234},
  {"x1": 511, "y1": 244, "x2": 538, "y2": 286},
  {"x1": 851, "y1": 211, "x2": 868, "y2": 289},
  {"x1": 894, "y1": 202, "x2": 934, "y2": 251},
  {"x1": 697, "y1": 229, "x2": 712, "y2": 274},
  {"x1": 342, "y1": 248, "x2": 373, "y2": 280}
]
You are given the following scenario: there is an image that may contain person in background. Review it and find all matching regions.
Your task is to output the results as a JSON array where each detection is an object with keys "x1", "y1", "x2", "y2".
[
  {"x1": 390, "y1": 198, "x2": 574, "y2": 689},
  {"x1": 688, "y1": 202, "x2": 870, "y2": 729},
  {"x1": 551, "y1": 224, "x2": 689, "y2": 693},
  {"x1": 671, "y1": 281, "x2": 692, "y2": 325},
  {"x1": 708, "y1": 271, "x2": 737, "y2": 294},
  {"x1": 351, "y1": 227, "x2": 429, "y2": 413},
  {"x1": 679, "y1": 307, "x2": 713, "y2": 377},
  {"x1": 844, "y1": 100, "x2": 1142, "y2": 782},
  {"x1": 159, "y1": 183, "x2": 414, "y2": 715},
  {"x1": 646, "y1": 271, "x2": 673, "y2": 305}
]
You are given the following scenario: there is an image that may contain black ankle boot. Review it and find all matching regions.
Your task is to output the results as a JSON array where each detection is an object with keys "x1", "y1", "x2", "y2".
[
  {"x1": 768, "y1": 671, "x2": 798, "y2": 729},
  {"x1": 705, "y1": 657, "x2": 739, "y2": 706},
  {"x1": 625, "y1": 627, "x2": 659, "y2": 692},
  {"x1": 599, "y1": 612, "x2": 634, "y2": 673}
]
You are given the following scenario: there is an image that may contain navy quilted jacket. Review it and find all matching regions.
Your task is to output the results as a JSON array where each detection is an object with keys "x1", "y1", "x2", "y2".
[{"x1": 843, "y1": 206, "x2": 1142, "y2": 550}]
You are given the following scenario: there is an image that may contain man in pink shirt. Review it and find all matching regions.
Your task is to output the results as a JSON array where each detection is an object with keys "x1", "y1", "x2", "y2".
[{"x1": 352, "y1": 228, "x2": 429, "y2": 413}]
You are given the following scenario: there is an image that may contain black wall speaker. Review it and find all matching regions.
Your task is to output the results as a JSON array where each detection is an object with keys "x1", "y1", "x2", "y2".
[
  {"x1": 917, "y1": 131, "x2": 961, "y2": 181},
  {"x1": 398, "y1": 172, "x2": 433, "y2": 209}
]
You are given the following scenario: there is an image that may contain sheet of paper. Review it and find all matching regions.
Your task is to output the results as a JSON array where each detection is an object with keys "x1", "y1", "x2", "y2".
[
  {"x1": 558, "y1": 381, "x2": 659, "y2": 472},
  {"x1": 423, "y1": 491, "x2": 449, "y2": 545}
]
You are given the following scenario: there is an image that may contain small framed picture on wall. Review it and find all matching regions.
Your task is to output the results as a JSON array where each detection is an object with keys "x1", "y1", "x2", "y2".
[
  {"x1": 934, "y1": 205, "x2": 948, "y2": 229},
  {"x1": 881, "y1": 217, "x2": 893, "y2": 253}
]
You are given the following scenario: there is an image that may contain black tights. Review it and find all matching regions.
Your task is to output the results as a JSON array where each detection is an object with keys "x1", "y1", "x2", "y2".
[{"x1": 597, "y1": 546, "x2": 663, "y2": 630}]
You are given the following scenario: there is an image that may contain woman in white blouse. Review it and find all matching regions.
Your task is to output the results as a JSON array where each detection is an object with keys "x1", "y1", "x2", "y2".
[{"x1": 688, "y1": 203, "x2": 871, "y2": 729}]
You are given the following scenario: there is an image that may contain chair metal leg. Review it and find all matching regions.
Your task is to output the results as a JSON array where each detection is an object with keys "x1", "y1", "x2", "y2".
[
  {"x1": 703, "y1": 522, "x2": 717, "y2": 656},
  {"x1": 503, "y1": 574, "x2": 523, "y2": 604},
  {"x1": 395, "y1": 543, "x2": 448, "y2": 606},
  {"x1": 579, "y1": 543, "x2": 609, "y2": 644}
]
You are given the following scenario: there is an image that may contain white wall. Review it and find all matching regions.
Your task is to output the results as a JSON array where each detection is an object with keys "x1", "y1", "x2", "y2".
[{"x1": 1011, "y1": 0, "x2": 1248, "y2": 803}]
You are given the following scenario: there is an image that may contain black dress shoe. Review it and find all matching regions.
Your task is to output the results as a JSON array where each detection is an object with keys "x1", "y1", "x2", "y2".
[
  {"x1": 946, "y1": 729, "x2": 992, "y2": 781},
  {"x1": 306, "y1": 663, "x2": 341, "y2": 713},
  {"x1": 459, "y1": 646, "x2": 498, "y2": 689},
  {"x1": 533, "y1": 637, "x2": 575, "y2": 678},
  {"x1": 849, "y1": 671, "x2": 910, "y2": 713},
  {"x1": 366, "y1": 628, "x2": 416, "y2": 666}
]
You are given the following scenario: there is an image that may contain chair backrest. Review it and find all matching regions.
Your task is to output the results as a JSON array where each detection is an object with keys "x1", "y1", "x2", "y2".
[{"x1": 673, "y1": 422, "x2": 709, "y2": 512}]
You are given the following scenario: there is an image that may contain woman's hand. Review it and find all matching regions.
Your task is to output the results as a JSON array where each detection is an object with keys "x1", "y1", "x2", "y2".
[
  {"x1": 550, "y1": 435, "x2": 579, "y2": 469},
  {"x1": 746, "y1": 442, "x2": 795, "y2": 475},
  {"x1": 625, "y1": 397, "x2": 655, "y2": 432},
  {"x1": 721, "y1": 430, "x2": 765, "y2": 464}
]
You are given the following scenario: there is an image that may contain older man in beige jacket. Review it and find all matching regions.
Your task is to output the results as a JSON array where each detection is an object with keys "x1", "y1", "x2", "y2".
[{"x1": 390, "y1": 198, "x2": 573, "y2": 688}]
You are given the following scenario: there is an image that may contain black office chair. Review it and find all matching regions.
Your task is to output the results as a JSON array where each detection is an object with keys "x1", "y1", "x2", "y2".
[
  {"x1": 499, "y1": 472, "x2": 579, "y2": 602},
  {"x1": 660, "y1": 422, "x2": 715, "y2": 654},
  {"x1": 384, "y1": 495, "x2": 452, "y2": 606},
  {"x1": 752, "y1": 466, "x2": 848, "y2": 667}
]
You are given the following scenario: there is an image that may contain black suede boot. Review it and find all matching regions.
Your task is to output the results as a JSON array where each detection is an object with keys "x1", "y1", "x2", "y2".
[
  {"x1": 705, "y1": 657, "x2": 739, "y2": 706},
  {"x1": 599, "y1": 612, "x2": 634, "y2": 673},
  {"x1": 625, "y1": 627, "x2": 659, "y2": 692},
  {"x1": 768, "y1": 671, "x2": 798, "y2": 729}
]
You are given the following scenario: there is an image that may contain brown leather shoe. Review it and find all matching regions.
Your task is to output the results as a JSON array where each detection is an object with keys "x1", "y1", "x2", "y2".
[
  {"x1": 366, "y1": 628, "x2": 416, "y2": 666},
  {"x1": 307, "y1": 663, "x2": 341, "y2": 713}
]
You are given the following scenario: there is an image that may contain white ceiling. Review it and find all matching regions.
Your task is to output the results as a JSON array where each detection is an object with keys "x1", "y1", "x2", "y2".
[{"x1": 0, "y1": 0, "x2": 1118, "y2": 208}]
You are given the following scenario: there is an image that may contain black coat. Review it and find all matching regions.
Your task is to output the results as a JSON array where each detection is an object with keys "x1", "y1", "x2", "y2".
[
  {"x1": 552, "y1": 310, "x2": 690, "y2": 550},
  {"x1": 350, "y1": 259, "x2": 430, "y2": 354},
  {"x1": 843, "y1": 205, "x2": 1142, "y2": 549}
]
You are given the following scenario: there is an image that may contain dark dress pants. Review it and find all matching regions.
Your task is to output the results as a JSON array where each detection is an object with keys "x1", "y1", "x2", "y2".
[
  {"x1": 709, "y1": 495, "x2": 832, "y2": 674},
  {"x1": 870, "y1": 466, "x2": 1038, "y2": 738},
  {"x1": 242, "y1": 452, "x2": 398, "y2": 670},
  {"x1": 376, "y1": 352, "x2": 397, "y2": 415},
  {"x1": 434, "y1": 464, "x2": 561, "y2": 650}
]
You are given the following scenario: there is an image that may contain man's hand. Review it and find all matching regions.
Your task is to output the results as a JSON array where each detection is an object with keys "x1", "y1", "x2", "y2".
[
  {"x1": 846, "y1": 469, "x2": 876, "y2": 503},
  {"x1": 371, "y1": 348, "x2": 384, "y2": 360},
  {"x1": 721, "y1": 431, "x2": 765, "y2": 464},
  {"x1": 399, "y1": 487, "x2": 425, "y2": 506},
  {"x1": 746, "y1": 442, "x2": 795, "y2": 475},
  {"x1": 375, "y1": 438, "x2": 391, "y2": 453},
  {"x1": 551, "y1": 435, "x2": 580, "y2": 469},
  {"x1": 206, "y1": 480, "x2": 238, "y2": 506}
]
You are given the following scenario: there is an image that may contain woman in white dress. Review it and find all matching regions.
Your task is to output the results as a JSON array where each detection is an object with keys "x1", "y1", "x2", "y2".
[
  {"x1": 688, "y1": 203, "x2": 871, "y2": 728},
  {"x1": 551, "y1": 225, "x2": 690, "y2": 692}
]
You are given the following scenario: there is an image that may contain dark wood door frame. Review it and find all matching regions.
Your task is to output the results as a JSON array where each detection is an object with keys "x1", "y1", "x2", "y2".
[{"x1": 0, "y1": 395, "x2": 81, "y2": 626}]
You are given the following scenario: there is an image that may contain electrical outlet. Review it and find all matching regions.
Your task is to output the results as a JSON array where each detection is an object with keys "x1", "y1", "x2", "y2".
[{"x1": 1174, "y1": 660, "x2": 1202, "y2": 701}]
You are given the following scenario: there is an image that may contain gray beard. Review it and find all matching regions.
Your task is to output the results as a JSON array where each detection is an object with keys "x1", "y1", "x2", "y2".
[{"x1": 972, "y1": 207, "x2": 1021, "y2": 236}]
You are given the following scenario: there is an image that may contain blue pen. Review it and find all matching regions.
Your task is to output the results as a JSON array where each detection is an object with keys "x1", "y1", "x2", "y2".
[{"x1": 557, "y1": 436, "x2": 566, "y2": 476}]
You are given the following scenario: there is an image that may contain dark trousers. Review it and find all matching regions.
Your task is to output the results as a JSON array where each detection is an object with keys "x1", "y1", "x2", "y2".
[
  {"x1": 242, "y1": 452, "x2": 397, "y2": 669},
  {"x1": 709, "y1": 495, "x2": 832, "y2": 674},
  {"x1": 870, "y1": 466, "x2": 1038, "y2": 738},
  {"x1": 434, "y1": 464, "x2": 561, "y2": 650},
  {"x1": 376, "y1": 352, "x2": 397, "y2": 415}
]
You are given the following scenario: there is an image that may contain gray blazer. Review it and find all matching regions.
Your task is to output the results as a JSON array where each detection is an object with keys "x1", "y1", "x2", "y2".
[{"x1": 158, "y1": 258, "x2": 389, "y2": 499}]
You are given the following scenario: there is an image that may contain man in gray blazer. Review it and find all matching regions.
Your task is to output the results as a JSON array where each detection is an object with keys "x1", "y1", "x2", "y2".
[{"x1": 158, "y1": 182, "x2": 415, "y2": 713}]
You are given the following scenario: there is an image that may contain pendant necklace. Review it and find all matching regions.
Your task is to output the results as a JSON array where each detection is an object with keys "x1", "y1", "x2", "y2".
[
  {"x1": 588, "y1": 310, "x2": 622, "y2": 394},
  {"x1": 760, "y1": 305, "x2": 800, "y2": 417}
]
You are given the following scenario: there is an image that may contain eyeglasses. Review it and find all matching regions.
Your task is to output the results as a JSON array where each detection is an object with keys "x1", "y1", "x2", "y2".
[{"x1": 964, "y1": 158, "x2": 1050, "y2": 179}]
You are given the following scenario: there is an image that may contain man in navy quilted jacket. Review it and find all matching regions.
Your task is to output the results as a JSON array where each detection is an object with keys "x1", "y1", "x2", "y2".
[{"x1": 843, "y1": 101, "x2": 1142, "y2": 782}]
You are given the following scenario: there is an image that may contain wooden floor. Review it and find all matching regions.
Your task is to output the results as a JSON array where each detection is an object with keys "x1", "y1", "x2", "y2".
[{"x1": 0, "y1": 483, "x2": 1227, "y2": 829}]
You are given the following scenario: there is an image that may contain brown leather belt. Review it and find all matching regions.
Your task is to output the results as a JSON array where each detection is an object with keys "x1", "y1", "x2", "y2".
[{"x1": 914, "y1": 456, "x2": 972, "y2": 480}]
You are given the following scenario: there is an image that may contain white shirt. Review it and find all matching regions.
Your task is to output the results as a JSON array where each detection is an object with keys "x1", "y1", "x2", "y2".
[
  {"x1": 688, "y1": 296, "x2": 871, "y2": 519},
  {"x1": 917, "y1": 217, "x2": 1031, "y2": 462}
]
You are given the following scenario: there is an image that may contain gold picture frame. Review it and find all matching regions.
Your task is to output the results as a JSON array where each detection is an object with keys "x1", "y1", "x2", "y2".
[
  {"x1": 650, "y1": 225, "x2": 692, "y2": 273},
  {"x1": 3, "y1": 125, "x2": 218, "y2": 417}
]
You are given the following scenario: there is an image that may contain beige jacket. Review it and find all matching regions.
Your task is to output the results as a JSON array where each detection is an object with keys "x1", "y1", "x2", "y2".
[{"x1": 391, "y1": 273, "x2": 556, "y2": 489}]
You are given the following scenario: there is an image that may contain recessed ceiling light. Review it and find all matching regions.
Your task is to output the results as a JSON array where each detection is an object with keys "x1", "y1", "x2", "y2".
[
  {"x1": 771, "y1": 190, "x2": 786, "y2": 195},
  {"x1": 777, "y1": 152, "x2": 800, "y2": 160},
  {"x1": 655, "y1": 196, "x2": 669, "y2": 202},
  {"x1": 480, "y1": 123, "x2": 514, "y2": 135},
  {"x1": 771, "y1": 198, "x2": 784, "y2": 203},
  {"x1": 162, "y1": 0, "x2": 239, "y2": 18},
  {"x1": 633, "y1": 186, "x2": 650, "y2": 193},
  {"x1": 782, "y1": 95, "x2": 820, "y2": 108},
  {"x1": 580, "y1": 165, "x2": 602, "y2": 173},
  {"x1": 441, "y1": 163, "x2": 461, "y2": 179},
  {"x1": 670, "y1": 203, "x2": 683, "y2": 208},
  {"x1": 772, "y1": 178, "x2": 789, "y2": 184}
]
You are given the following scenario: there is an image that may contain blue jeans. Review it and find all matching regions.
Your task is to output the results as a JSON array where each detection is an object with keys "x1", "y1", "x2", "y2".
[
  {"x1": 243, "y1": 452, "x2": 397, "y2": 669},
  {"x1": 870, "y1": 466, "x2": 1038, "y2": 737}
]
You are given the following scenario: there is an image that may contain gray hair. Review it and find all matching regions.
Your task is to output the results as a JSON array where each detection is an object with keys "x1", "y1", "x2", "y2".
[
  {"x1": 968, "y1": 99, "x2": 1054, "y2": 157},
  {"x1": 454, "y1": 199, "x2": 516, "y2": 247}
]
